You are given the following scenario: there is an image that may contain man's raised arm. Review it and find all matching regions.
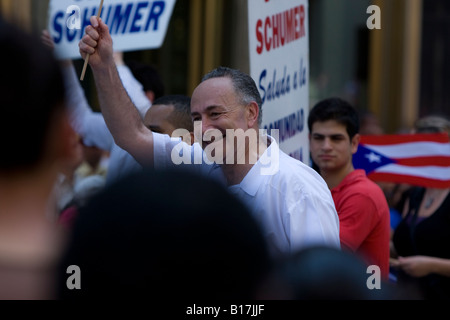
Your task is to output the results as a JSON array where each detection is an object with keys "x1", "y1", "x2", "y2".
[{"x1": 79, "y1": 16, "x2": 154, "y2": 167}]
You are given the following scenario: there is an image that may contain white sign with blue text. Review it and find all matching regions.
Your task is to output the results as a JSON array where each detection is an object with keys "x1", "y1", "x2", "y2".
[
  {"x1": 248, "y1": 0, "x2": 309, "y2": 163},
  {"x1": 48, "y1": 0, "x2": 177, "y2": 60}
]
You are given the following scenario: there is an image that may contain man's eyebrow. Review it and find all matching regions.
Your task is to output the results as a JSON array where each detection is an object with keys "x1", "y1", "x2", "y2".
[
  {"x1": 312, "y1": 133, "x2": 325, "y2": 137},
  {"x1": 205, "y1": 105, "x2": 223, "y2": 111},
  {"x1": 312, "y1": 133, "x2": 346, "y2": 138},
  {"x1": 330, "y1": 134, "x2": 347, "y2": 138},
  {"x1": 191, "y1": 106, "x2": 224, "y2": 116}
]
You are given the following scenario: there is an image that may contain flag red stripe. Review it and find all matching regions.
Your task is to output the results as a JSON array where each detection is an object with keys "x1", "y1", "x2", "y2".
[
  {"x1": 360, "y1": 133, "x2": 449, "y2": 145},
  {"x1": 395, "y1": 156, "x2": 450, "y2": 167},
  {"x1": 367, "y1": 172, "x2": 450, "y2": 188}
]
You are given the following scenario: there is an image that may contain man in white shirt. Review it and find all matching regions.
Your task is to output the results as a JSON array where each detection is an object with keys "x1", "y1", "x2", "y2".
[{"x1": 79, "y1": 16, "x2": 340, "y2": 257}]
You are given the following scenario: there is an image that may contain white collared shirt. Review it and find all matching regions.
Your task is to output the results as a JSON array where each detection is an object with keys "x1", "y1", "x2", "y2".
[{"x1": 153, "y1": 133, "x2": 340, "y2": 257}]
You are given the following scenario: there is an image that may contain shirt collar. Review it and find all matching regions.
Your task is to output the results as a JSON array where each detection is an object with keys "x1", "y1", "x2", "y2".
[{"x1": 230, "y1": 135, "x2": 278, "y2": 197}]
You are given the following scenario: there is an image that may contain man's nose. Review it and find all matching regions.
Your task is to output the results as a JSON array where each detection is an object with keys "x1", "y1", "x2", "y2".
[
  {"x1": 201, "y1": 118, "x2": 215, "y2": 135},
  {"x1": 322, "y1": 138, "x2": 332, "y2": 149}
]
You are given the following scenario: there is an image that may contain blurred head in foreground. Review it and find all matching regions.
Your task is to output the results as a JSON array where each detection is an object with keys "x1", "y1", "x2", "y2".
[
  {"x1": 57, "y1": 168, "x2": 270, "y2": 299},
  {"x1": 0, "y1": 17, "x2": 76, "y2": 299},
  {"x1": 256, "y1": 246, "x2": 393, "y2": 300}
]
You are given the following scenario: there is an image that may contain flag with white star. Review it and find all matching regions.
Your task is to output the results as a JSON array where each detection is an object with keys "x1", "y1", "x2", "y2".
[{"x1": 353, "y1": 133, "x2": 450, "y2": 188}]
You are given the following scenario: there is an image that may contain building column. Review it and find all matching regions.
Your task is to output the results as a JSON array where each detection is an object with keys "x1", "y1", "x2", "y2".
[
  {"x1": 368, "y1": 0, "x2": 423, "y2": 133},
  {"x1": 187, "y1": 0, "x2": 225, "y2": 94},
  {"x1": 0, "y1": 0, "x2": 32, "y2": 31}
]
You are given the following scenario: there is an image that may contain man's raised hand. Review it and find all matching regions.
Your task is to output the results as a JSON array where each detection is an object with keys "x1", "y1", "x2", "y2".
[{"x1": 79, "y1": 16, "x2": 114, "y2": 70}]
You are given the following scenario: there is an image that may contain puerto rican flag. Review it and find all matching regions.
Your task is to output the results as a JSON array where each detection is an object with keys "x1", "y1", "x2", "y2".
[{"x1": 353, "y1": 133, "x2": 450, "y2": 188}]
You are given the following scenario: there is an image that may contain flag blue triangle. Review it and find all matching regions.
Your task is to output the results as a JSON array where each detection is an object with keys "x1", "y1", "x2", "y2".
[{"x1": 353, "y1": 145, "x2": 396, "y2": 174}]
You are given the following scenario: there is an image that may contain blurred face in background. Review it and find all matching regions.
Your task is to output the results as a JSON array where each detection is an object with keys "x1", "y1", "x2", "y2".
[
  {"x1": 144, "y1": 104, "x2": 177, "y2": 136},
  {"x1": 310, "y1": 120, "x2": 359, "y2": 174}
]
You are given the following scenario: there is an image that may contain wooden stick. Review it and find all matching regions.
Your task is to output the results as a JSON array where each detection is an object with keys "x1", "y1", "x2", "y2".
[{"x1": 80, "y1": 0, "x2": 105, "y2": 81}]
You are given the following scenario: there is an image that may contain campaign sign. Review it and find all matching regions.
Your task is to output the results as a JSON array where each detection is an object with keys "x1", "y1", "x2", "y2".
[
  {"x1": 248, "y1": 0, "x2": 309, "y2": 162},
  {"x1": 48, "y1": 0, "x2": 177, "y2": 59}
]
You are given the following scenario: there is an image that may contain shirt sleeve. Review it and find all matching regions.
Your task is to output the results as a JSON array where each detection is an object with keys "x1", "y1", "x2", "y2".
[
  {"x1": 62, "y1": 63, "x2": 114, "y2": 151},
  {"x1": 153, "y1": 132, "x2": 199, "y2": 170},
  {"x1": 286, "y1": 177, "x2": 341, "y2": 252},
  {"x1": 152, "y1": 133, "x2": 221, "y2": 181},
  {"x1": 105, "y1": 145, "x2": 143, "y2": 186},
  {"x1": 116, "y1": 65, "x2": 152, "y2": 119}
]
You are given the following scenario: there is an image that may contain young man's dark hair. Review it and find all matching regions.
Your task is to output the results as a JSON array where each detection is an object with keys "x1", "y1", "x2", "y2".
[
  {"x1": 308, "y1": 97, "x2": 360, "y2": 140},
  {"x1": 0, "y1": 19, "x2": 66, "y2": 173},
  {"x1": 202, "y1": 66, "x2": 263, "y2": 126}
]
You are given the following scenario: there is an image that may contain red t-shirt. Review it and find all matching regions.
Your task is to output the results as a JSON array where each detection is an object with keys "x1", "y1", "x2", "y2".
[{"x1": 331, "y1": 170, "x2": 390, "y2": 279}]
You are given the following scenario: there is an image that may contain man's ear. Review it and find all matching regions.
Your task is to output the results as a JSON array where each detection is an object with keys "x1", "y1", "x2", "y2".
[
  {"x1": 246, "y1": 101, "x2": 259, "y2": 128},
  {"x1": 351, "y1": 133, "x2": 360, "y2": 154}
]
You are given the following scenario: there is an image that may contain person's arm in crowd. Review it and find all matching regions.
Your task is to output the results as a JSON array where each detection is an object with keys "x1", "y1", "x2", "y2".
[
  {"x1": 63, "y1": 56, "x2": 152, "y2": 150},
  {"x1": 42, "y1": 29, "x2": 114, "y2": 151},
  {"x1": 62, "y1": 61, "x2": 114, "y2": 151},
  {"x1": 44, "y1": 29, "x2": 152, "y2": 154},
  {"x1": 79, "y1": 17, "x2": 155, "y2": 167},
  {"x1": 113, "y1": 52, "x2": 152, "y2": 119},
  {"x1": 391, "y1": 256, "x2": 450, "y2": 278}
]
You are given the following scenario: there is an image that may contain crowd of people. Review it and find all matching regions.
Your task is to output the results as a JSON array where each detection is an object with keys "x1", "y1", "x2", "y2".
[{"x1": 1, "y1": 14, "x2": 449, "y2": 300}]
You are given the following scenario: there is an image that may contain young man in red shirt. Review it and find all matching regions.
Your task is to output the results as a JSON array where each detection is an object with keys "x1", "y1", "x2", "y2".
[{"x1": 308, "y1": 98, "x2": 390, "y2": 280}]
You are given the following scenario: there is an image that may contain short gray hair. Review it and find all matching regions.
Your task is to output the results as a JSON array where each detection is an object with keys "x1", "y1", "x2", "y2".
[{"x1": 202, "y1": 66, "x2": 263, "y2": 126}]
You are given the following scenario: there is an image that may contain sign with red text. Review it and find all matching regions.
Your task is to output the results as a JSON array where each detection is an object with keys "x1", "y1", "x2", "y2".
[
  {"x1": 48, "y1": 0, "x2": 177, "y2": 60},
  {"x1": 248, "y1": 0, "x2": 309, "y2": 163}
]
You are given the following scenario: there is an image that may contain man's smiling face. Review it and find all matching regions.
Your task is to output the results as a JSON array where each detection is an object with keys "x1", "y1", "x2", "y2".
[{"x1": 191, "y1": 77, "x2": 251, "y2": 162}]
